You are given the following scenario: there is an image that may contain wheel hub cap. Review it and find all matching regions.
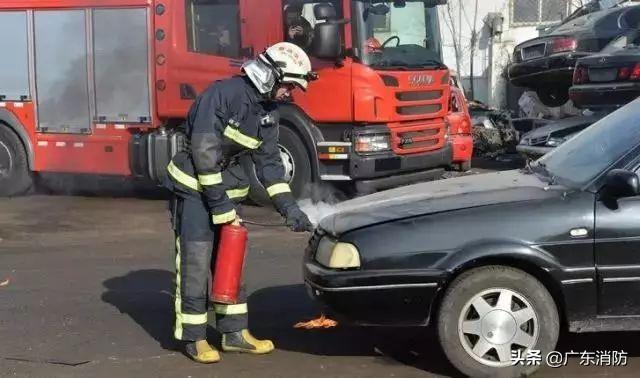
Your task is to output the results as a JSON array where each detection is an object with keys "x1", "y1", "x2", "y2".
[
  {"x1": 0, "y1": 141, "x2": 12, "y2": 179},
  {"x1": 481, "y1": 310, "x2": 517, "y2": 345},
  {"x1": 458, "y1": 288, "x2": 539, "y2": 367}
]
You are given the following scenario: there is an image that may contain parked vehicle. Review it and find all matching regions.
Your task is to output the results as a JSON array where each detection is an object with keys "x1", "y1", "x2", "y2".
[
  {"x1": 517, "y1": 114, "x2": 604, "y2": 158},
  {"x1": 508, "y1": 4, "x2": 640, "y2": 107},
  {"x1": 305, "y1": 98, "x2": 640, "y2": 376},
  {"x1": 570, "y1": 30, "x2": 640, "y2": 109},
  {"x1": 0, "y1": 0, "x2": 461, "y2": 200}
]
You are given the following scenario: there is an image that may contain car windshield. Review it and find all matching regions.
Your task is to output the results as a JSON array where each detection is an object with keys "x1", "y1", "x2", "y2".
[
  {"x1": 354, "y1": 1, "x2": 443, "y2": 69},
  {"x1": 537, "y1": 99, "x2": 640, "y2": 189},
  {"x1": 602, "y1": 31, "x2": 640, "y2": 52}
]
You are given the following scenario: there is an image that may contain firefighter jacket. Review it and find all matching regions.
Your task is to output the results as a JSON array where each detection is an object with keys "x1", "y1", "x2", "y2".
[{"x1": 166, "y1": 76, "x2": 296, "y2": 224}]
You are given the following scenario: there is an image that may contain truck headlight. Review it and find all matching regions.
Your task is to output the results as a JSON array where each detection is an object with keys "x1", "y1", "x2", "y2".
[
  {"x1": 354, "y1": 134, "x2": 391, "y2": 153},
  {"x1": 315, "y1": 238, "x2": 361, "y2": 269}
]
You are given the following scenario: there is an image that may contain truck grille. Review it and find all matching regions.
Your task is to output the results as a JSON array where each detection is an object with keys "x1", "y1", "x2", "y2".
[
  {"x1": 390, "y1": 122, "x2": 446, "y2": 154},
  {"x1": 395, "y1": 90, "x2": 442, "y2": 102},
  {"x1": 397, "y1": 104, "x2": 442, "y2": 116},
  {"x1": 521, "y1": 43, "x2": 546, "y2": 61}
]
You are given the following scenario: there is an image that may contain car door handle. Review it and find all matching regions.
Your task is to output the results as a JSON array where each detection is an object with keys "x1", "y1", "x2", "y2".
[{"x1": 570, "y1": 228, "x2": 588, "y2": 238}]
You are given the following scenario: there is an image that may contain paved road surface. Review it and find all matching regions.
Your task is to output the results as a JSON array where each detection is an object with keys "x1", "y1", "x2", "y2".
[{"x1": 1, "y1": 174, "x2": 640, "y2": 377}]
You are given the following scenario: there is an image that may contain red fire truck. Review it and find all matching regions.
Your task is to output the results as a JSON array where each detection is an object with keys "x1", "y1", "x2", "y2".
[{"x1": 0, "y1": 0, "x2": 472, "y2": 200}]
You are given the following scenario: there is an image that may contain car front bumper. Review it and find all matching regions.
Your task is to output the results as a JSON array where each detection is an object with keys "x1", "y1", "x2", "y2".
[
  {"x1": 450, "y1": 134, "x2": 473, "y2": 163},
  {"x1": 303, "y1": 257, "x2": 444, "y2": 326},
  {"x1": 569, "y1": 82, "x2": 640, "y2": 109}
]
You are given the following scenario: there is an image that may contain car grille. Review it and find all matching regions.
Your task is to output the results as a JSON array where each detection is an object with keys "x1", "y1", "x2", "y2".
[
  {"x1": 521, "y1": 43, "x2": 546, "y2": 61},
  {"x1": 528, "y1": 135, "x2": 549, "y2": 146}
]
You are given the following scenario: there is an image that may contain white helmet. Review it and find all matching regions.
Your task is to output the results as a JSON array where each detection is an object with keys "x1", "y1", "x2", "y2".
[{"x1": 242, "y1": 42, "x2": 317, "y2": 96}]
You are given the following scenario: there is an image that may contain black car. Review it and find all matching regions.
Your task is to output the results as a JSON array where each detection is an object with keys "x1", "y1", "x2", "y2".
[
  {"x1": 516, "y1": 114, "x2": 604, "y2": 158},
  {"x1": 304, "y1": 98, "x2": 640, "y2": 377},
  {"x1": 509, "y1": 5, "x2": 640, "y2": 107},
  {"x1": 570, "y1": 30, "x2": 640, "y2": 109}
]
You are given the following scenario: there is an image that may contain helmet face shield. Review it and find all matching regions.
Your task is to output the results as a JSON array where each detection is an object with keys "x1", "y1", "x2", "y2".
[{"x1": 241, "y1": 59, "x2": 277, "y2": 94}]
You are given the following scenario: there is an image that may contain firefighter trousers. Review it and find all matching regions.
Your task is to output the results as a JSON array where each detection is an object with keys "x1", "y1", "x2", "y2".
[{"x1": 171, "y1": 195, "x2": 248, "y2": 342}]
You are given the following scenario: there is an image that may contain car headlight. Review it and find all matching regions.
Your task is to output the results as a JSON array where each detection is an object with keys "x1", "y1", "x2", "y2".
[
  {"x1": 354, "y1": 134, "x2": 391, "y2": 153},
  {"x1": 315, "y1": 237, "x2": 361, "y2": 269},
  {"x1": 545, "y1": 137, "x2": 565, "y2": 147}
]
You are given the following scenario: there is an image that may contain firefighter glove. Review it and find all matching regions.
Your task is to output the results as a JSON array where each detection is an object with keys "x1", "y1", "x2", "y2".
[{"x1": 285, "y1": 207, "x2": 313, "y2": 232}]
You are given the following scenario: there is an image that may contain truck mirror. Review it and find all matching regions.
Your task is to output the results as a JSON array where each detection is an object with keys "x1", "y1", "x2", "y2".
[{"x1": 312, "y1": 22, "x2": 342, "y2": 60}]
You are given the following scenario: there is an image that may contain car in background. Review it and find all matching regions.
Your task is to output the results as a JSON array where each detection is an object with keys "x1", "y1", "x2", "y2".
[
  {"x1": 570, "y1": 30, "x2": 640, "y2": 109},
  {"x1": 516, "y1": 114, "x2": 604, "y2": 158},
  {"x1": 509, "y1": 5, "x2": 640, "y2": 107},
  {"x1": 305, "y1": 98, "x2": 640, "y2": 376}
]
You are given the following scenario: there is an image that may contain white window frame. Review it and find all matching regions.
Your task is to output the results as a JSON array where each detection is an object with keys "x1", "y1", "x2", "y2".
[{"x1": 510, "y1": 0, "x2": 571, "y2": 28}]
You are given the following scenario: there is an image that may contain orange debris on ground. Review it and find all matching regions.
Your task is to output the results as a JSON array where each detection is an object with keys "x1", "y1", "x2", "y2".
[{"x1": 293, "y1": 314, "x2": 338, "y2": 329}]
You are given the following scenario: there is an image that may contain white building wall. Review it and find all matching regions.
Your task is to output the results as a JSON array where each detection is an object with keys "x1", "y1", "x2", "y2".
[{"x1": 438, "y1": 0, "x2": 569, "y2": 108}]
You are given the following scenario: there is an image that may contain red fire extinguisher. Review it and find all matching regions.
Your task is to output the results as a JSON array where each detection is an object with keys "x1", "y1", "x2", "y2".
[{"x1": 211, "y1": 220, "x2": 248, "y2": 304}]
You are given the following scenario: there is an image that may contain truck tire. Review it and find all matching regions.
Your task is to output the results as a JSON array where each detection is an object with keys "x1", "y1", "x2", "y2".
[
  {"x1": 455, "y1": 161, "x2": 471, "y2": 172},
  {"x1": 437, "y1": 266, "x2": 559, "y2": 378},
  {"x1": 244, "y1": 125, "x2": 312, "y2": 207},
  {"x1": 0, "y1": 125, "x2": 33, "y2": 197},
  {"x1": 536, "y1": 87, "x2": 569, "y2": 108}
]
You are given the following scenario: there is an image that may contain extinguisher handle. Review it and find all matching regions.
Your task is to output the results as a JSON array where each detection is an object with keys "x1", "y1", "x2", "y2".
[{"x1": 232, "y1": 215, "x2": 242, "y2": 226}]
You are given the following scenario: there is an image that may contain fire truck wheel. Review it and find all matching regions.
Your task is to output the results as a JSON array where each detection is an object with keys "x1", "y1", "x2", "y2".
[
  {"x1": 455, "y1": 161, "x2": 471, "y2": 172},
  {"x1": 244, "y1": 125, "x2": 312, "y2": 207},
  {"x1": 0, "y1": 126, "x2": 33, "y2": 197}
]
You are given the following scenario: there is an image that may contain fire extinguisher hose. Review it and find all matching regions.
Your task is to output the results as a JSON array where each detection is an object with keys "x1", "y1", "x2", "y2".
[{"x1": 241, "y1": 219, "x2": 289, "y2": 228}]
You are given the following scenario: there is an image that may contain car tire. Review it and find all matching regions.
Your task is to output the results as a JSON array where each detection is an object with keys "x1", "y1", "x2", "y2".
[
  {"x1": 536, "y1": 87, "x2": 569, "y2": 108},
  {"x1": 0, "y1": 125, "x2": 33, "y2": 197},
  {"x1": 437, "y1": 265, "x2": 559, "y2": 378},
  {"x1": 244, "y1": 125, "x2": 312, "y2": 207}
]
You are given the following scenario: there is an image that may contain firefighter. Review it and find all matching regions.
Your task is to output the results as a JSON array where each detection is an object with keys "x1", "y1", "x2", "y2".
[{"x1": 165, "y1": 42, "x2": 316, "y2": 363}]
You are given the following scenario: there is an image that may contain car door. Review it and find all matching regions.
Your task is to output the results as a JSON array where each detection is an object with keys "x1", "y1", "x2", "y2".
[{"x1": 595, "y1": 161, "x2": 640, "y2": 316}]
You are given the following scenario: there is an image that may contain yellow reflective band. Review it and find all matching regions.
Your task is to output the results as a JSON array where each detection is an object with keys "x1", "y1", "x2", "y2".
[
  {"x1": 266, "y1": 183, "x2": 291, "y2": 197},
  {"x1": 168, "y1": 161, "x2": 201, "y2": 192},
  {"x1": 212, "y1": 209, "x2": 237, "y2": 224},
  {"x1": 223, "y1": 126, "x2": 262, "y2": 149},
  {"x1": 174, "y1": 237, "x2": 183, "y2": 340},
  {"x1": 214, "y1": 303, "x2": 248, "y2": 315},
  {"x1": 198, "y1": 172, "x2": 223, "y2": 186},
  {"x1": 226, "y1": 186, "x2": 250, "y2": 199},
  {"x1": 177, "y1": 312, "x2": 208, "y2": 325}
]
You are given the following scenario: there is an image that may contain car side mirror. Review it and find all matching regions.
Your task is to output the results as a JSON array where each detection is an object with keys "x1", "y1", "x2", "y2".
[
  {"x1": 601, "y1": 169, "x2": 640, "y2": 199},
  {"x1": 312, "y1": 22, "x2": 342, "y2": 60}
]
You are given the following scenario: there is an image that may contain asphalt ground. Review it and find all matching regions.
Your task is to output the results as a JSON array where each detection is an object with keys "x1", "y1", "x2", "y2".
[{"x1": 2, "y1": 159, "x2": 640, "y2": 377}]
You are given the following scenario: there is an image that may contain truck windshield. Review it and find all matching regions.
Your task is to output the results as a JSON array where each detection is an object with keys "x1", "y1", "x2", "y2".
[
  {"x1": 353, "y1": 1, "x2": 443, "y2": 70},
  {"x1": 536, "y1": 98, "x2": 640, "y2": 189}
]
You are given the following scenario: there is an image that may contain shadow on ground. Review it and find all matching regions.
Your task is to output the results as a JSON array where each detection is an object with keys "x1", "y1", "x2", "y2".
[
  {"x1": 248, "y1": 284, "x2": 461, "y2": 376},
  {"x1": 101, "y1": 271, "x2": 460, "y2": 376},
  {"x1": 101, "y1": 269, "x2": 177, "y2": 351}
]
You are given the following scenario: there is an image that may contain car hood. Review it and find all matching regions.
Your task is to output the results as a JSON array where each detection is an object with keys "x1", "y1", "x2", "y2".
[
  {"x1": 319, "y1": 170, "x2": 558, "y2": 236},
  {"x1": 520, "y1": 115, "x2": 602, "y2": 143}
]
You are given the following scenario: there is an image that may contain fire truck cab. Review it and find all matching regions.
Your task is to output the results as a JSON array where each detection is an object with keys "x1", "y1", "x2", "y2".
[{"x1": 0, "y1": 0, "x2": 471, "y2": 199}]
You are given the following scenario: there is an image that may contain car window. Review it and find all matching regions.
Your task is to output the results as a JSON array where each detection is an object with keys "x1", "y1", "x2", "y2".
[{"x1": 602, "y1": 34, "x2": 628, "y2": 52}]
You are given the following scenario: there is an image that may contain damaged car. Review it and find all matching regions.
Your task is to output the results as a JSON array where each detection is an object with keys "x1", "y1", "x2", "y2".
[
  {"x1": 509, "y1": 4, "x2": 640, "y2": 107},
  {"x1": 305, "y1": 98, "x2": 640, "y2": 376},
  {"x1": 516, "y1": 113, "x2": 604, "y2": 158},
  {"x1": 570, "y1": 30, "x2": 640, "y2": 109}
]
